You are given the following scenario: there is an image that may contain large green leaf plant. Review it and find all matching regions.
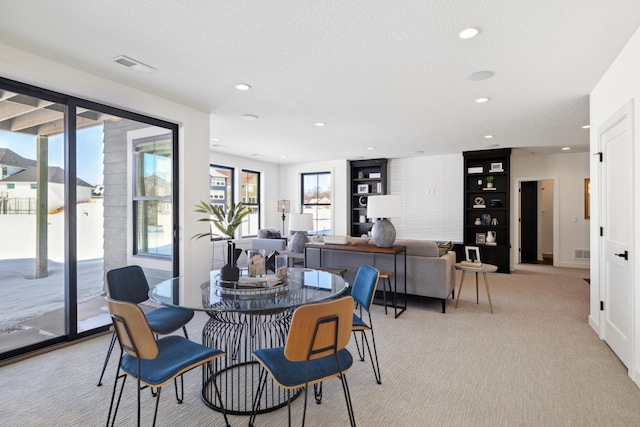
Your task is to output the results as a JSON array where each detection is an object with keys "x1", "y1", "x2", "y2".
[{"x1": 193, "y1": 201, "x2": 250, "y2": 240}]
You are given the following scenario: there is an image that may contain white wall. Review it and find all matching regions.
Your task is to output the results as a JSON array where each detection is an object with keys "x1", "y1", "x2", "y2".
[
  {"x1": 511, "y1": 151, "x2": 590, "y2": 269},
  {"x1": 0, "y1": 42, "x2": 213, "y2": 290},
  {"x1": 590, "y1": 26, "x2": 640, "y2": 385}
]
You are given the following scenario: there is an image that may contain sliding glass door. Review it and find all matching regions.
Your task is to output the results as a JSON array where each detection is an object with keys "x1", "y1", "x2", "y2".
[
  {"x1": 0, "y1": 94, "x2": 67, "y2": 353},
  {"x1": 0, "y1": 78, "x2": 178, "y2": 360}
]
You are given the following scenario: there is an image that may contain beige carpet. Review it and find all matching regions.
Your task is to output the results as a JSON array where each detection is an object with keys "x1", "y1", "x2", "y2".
[{"x1": 1, "y1": 264, "x2": 640, "y2": 426}]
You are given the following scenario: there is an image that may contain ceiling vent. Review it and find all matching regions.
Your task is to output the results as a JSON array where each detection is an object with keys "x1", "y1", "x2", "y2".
[{"x1": 112, "y1": 55, "x2": 157, "y2": 73}]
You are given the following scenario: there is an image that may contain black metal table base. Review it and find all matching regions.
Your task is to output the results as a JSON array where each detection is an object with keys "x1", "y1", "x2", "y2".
[{"x1": 202, "y1": 309, "x2": 301, "y2": 415}]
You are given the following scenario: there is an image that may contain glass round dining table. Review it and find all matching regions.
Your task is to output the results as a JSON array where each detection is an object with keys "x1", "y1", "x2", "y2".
[{"x1": 149, "y1": 267, "x2": 349, "y2": 416}]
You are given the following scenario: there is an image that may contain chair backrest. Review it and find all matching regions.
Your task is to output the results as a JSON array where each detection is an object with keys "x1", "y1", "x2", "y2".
[
  {"x1": 106, "y1": 265, "x2": 150, "y2": 304},
  {"x1": 106, "y1": 297, "x2": 159, "y2": 360},
  {"x1": 285, "y1": 296, "x2": 354, "y2": 362},
  {"x1": 350, "y1": 264, "x2": 380, "y2": 311}
]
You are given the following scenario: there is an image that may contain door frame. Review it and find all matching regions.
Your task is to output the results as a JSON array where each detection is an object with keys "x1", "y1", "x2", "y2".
[{"x1": 514, "y1": 176, "x2": 559, "y2": 267}]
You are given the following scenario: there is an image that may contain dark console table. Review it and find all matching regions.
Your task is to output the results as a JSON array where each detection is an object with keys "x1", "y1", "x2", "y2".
[{"x1": 304, "y1": 242, "x2": 407, "y2": 317}]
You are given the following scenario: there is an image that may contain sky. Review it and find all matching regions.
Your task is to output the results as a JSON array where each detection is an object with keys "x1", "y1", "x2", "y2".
[{"x1": 0, "y1": 125, "x2": 104, "y2": 186}]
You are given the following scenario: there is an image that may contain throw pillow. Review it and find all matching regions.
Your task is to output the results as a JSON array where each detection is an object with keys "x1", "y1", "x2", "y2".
[
  {"x1": 258, "y1": 228, "x2": 281, "y2": 239},
  {"x1": 437, "y1": 241, "x2": 454, "y2": 257}
]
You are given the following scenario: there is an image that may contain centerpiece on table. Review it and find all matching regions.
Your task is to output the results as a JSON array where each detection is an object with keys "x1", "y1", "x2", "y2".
[{"x1": 193, "y1": 201, "x2": 249, "y2": 282}]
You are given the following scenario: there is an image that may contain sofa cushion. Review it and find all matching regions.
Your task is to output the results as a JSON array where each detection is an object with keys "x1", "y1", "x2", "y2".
[{"x1": 257, "y1": 228, "x2": 282, "y2": 239}]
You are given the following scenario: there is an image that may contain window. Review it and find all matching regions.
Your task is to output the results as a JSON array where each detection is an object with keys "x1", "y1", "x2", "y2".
[
  {"x1": 241, "y1": 169, "x2": 260, "y2": 237},
  {"x1": 7, "y1": 183, "x2": 14, "y2": 189},
  {"x1": 302, "y1": 172, "x2": 331, "y2": 234},
  {"x1": 132, "y1": 134, "x2": 173, "y2": 257},
  {"x1": 210, "y1": 165, "x2": 233, "y2": 210},
  {"x1": 30, "y1": 183, "x2": 37, "y2": 189}
]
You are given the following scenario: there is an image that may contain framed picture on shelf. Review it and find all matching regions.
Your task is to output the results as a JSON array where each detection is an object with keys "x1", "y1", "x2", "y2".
[
  {"x1": 489, "y1": 162, "x2": 503, "y2": 172},
  {"x1": 465, "y1": 246, "x2": 481, "y2": 263},
  {"x1": 475, "y1": 233, "x2": 486, "y2": 244},
  {"x1": 357, "y1": 184, "x2": 369, "y2": 194}
]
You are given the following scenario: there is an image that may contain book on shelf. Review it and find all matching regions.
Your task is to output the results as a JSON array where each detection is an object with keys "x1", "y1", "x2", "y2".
[
  {"x1": 482, "y1": 187, "x2": 497, "y2": 191},
  {"x1": 485, "y1": 242, "x2": 497, "y2": 246},
  {"x1": 473, "y1": 205, "x2": 486, "y2": 208}
]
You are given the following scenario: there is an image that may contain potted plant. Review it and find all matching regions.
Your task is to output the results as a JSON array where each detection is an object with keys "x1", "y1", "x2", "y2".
[
  {"x1": 486, "y1": 176, "x2": 495, "y2": 189},
  {"x1": 193, "y1": 201, "x2": 250, "y2": 281}
]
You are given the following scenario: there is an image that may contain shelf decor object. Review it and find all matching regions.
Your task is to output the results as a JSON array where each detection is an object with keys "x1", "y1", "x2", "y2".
[{"x1": 367, "y1": 194, "x2": 402, "y2": 248}]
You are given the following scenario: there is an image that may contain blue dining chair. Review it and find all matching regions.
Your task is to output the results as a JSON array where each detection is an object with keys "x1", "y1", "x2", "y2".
[
  {"x1": 351, "y1": 264, "x2": 382, "y2": 384},
  {"x1": 248, "y1": 296, "x2": 356, "y2": 427},
  {"x1": 97, "y1": 265, "x2": 195, "y2": 386},
  {"x1": 105, "y1": 297, "x2": 230, "y2": 426}
]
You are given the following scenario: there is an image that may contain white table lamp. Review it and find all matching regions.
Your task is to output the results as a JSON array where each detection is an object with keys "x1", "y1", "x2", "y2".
[
  {"x1": 367, "y1": 195, "x2": 402, "y2": 247},
  {"x1": 288, "y1": 213, "x2": 314, "y2": 252}
]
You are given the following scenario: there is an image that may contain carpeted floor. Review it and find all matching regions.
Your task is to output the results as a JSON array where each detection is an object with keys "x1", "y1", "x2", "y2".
[{"x1": 1, "y1": 264, "x2": 639, "y2": 426}]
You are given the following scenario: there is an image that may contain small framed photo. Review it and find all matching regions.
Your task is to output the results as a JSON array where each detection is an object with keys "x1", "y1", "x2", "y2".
[
  {"x1": 465, "y1": 246, "x2": 481, "y2": 263},
  {"x1": 475, "y1": 233, "x2": 486, "y2": 244},
  {"x1": 490, "y1": 162, "x2": 503, "y2": 172},
  {"x1": 357, "y1": 184, "x2": 369, "y2": 194}
]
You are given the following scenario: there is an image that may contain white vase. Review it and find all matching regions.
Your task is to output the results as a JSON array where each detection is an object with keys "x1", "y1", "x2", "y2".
[{"x1": 486, "y1": 231, "x2": 496, "y2": 243}]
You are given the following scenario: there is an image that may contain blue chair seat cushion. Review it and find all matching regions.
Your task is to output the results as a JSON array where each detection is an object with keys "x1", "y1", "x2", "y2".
[
  {"x1": 144, "y1": 307, "x2": 194, "y2": 335},
  {"x1": 252, "y1": 346, "x2": 353, "y2": 388},
  {"x1": 121, "y1": 335, "x2": 223, "y2": 386},
  {"x1": 352, "y1": 313, "x2": 370, "y2": 330}
]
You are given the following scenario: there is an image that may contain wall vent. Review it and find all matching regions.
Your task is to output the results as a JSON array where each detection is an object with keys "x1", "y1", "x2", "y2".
[{"x1": 574, "y1": 249, "x2": 590, "y2": 260}]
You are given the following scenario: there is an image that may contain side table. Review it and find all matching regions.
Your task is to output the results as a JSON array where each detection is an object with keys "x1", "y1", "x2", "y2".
[{"x1": 454, "y1": 263, "x2": 498, "y2": 313}]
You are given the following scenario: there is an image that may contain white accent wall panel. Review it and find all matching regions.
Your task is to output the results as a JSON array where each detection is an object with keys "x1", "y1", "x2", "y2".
[{"x1": 389, "y1": 155, "x2": 463, "y2": 242}]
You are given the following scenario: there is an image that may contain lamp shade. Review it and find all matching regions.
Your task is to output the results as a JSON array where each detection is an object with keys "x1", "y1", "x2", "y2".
[
  {"x1": 288, "y1": 213, "x2": 314, "y2": 232},
  {"x1": 277, "y1": 199, "x2": 290, "y2": 213},
  {"x1": 366, "y1": 195, "x2": 403, "y2": 219}
]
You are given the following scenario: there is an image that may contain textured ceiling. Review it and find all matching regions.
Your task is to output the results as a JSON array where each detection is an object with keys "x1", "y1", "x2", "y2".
[{"x1": 1, "y1": 0, "x2": 639, "y2": 164}]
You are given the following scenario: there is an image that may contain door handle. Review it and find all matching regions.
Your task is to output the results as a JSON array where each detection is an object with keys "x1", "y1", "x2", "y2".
[{"x1": 614, "y1": 251, "x2": 628, "y2": 261}]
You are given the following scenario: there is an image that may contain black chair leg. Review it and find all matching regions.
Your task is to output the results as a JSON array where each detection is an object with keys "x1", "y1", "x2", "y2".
[
  {"x1": 97, "y1": 331, "x2": 117, "y2": 386},
  {"x1": 314, "y1": 382, "x2": 323, "y2": 404}
]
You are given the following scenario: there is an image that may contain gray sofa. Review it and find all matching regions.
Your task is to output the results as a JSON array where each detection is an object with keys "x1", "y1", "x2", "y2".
[
  {"x1": 251, "y1": 229, "x2": 304, "y2": 266},
  {"x1": 305, "y1": 239, "x2": 456, "y2": 313}
]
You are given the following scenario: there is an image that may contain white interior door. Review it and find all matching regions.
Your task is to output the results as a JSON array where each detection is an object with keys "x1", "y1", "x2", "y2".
[{"x1": 601, "y1": 105, "x2": 633, "y2": 367}]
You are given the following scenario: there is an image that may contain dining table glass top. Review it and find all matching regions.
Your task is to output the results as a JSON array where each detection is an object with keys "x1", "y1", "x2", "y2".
[{"x1": 149, "y1": 267, "x2": 348, "y2": 314}]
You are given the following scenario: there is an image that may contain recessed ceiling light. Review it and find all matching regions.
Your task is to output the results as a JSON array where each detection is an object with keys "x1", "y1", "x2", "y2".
[
  {"x1": 459, "y1": 27, "x2": 481, "y2": 39},
  {"x1": 475, "y1": 97, "x2": 491, "y2": 103},
  {"x1": 366, "y1": 147, "x2": 375, "y2": 150},
  {"x1": 235, "y1": 83, "x2": 251, "y2": 91},
  {"x1": 315, "y1": 122, "x2": 326, "y2": 127},
  {"x1": 484, "y1": 135, "x2": 495, "y2": 139},
  {"x1": 211, "y1": 138, "x2": 221, "y2": 142},
  {"x1": 241, "y1": 114, "x2": 259, "y2": 121},
  {"x1": 414, "y1": 150, "x2": 425, "y2": 154},
  {"x1": 280, "y1": 155, "x2": 288, "y2": 158},
  {"x1": 562, "y1": 147, "x2": 571, "y2": 151},
  {"x1": 468, "y1": 71, "x2": 495, "y2": 81},
  {"x1": 582, "y1": 125, "x2": 590, "y2": 129}
]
